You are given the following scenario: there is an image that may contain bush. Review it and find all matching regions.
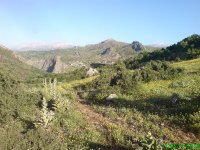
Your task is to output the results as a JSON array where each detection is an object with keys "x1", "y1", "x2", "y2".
[
  {"x1": 85, "y1": 60, "x2": 183, "y2": 103},
  {"x1": 132, "y1": 60, "x2": 184, "y2": 82},
  {"x1": 85, "y1": 62, "x2": 137, "y2": 101},
  {"x1": 189, "y1": 110, "x2": 200, "y2": 134}
]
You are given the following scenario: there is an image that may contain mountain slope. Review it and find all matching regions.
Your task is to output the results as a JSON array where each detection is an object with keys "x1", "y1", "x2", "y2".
[
  {"x1": 0, "y1": 45, "x2": 45, "y2": 80},
  {"x1": 125, "y1": 34, "x2": 200, "y2": 69},
  {"x1": 15, "y1": 39, "x2": 155, "y2": 72}
]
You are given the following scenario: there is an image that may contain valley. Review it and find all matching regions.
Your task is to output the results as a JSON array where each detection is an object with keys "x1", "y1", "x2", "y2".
[{"x1": 15, "y1": 40, "x2": 157, "y2": 73}]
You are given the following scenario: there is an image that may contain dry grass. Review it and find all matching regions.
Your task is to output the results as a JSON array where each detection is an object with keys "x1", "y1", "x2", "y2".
[
  {"x1": 172, "y1": 58, "x2": 200, "y2": 73},
  {"x1": 60, "y1": 75, "x2": 98, "y2": 90}
]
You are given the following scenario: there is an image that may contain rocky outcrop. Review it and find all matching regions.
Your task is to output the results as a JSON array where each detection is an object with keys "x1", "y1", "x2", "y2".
[
  {"x1": 74, "y1": 51, "x2": 81, "y2": 57},
  {"x1": 52, "y1": 56, "x2": 62, "y2": 73},
  {"x1": 86, "y1": 68, "x2": 98, "y2": 77},
  {"x1": 101, "y1": 47, "x2": 112, "y2": 56},
  {"x1": 131, "y1": 41, "x2": 145, "y2": 52},
  {"x1": 42, "y1": 56, "x2": 62, "y2": 73}
]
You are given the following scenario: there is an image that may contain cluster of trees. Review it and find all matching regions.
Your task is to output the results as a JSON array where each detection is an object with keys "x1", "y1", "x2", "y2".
[
  {"x1": 84, "y1": 60, "x2": 183, "y2": 101},
  {"x1": 125, "y1": 34, "x2": 200, "y2": 69},
  {"x1": 132, "y1": 60, "x2": 183, "y2": 82}
]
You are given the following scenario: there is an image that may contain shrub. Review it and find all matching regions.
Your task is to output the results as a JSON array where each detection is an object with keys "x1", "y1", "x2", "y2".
[
  {"x1": 132, "y1": 60, "x2": 184, "y2": 82},
  {"x1": 85, "y1": 62, "x2": 137, "y2": 101},
  {"x1": 189, "y1": 110, "x2": 200, "y2": 134}
]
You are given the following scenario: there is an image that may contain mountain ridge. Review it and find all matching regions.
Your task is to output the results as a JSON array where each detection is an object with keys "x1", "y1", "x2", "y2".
[
  {"x1": 15, "y1": 39, "x2": 152, "y2": 72},
  {"x1": 0, "y1": 45, "x2": 45, "y2": 80}
]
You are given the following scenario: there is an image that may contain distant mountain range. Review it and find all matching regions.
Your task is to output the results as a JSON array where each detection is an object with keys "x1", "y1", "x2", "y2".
[
  {"x1": 12, "y1": 40, "x2": 167, "y2": 52},
  {"x1": 1, "y1": 35, "x2": 199, "y2": 74},
  {"x1": 12, "y1": 42, "x2": 73, "y2": 51},
  {"x1": 15, "y1": 39, "x2": 159, "y2": 73}
]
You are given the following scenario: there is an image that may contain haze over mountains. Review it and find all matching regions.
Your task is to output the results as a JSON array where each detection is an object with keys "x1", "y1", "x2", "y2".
[
  {"x1": 12, "y1": 41, "x2": 73, "y2": 51},
  {"x1": 11, "y1": 40, "x2": 168, "y2": 52}
]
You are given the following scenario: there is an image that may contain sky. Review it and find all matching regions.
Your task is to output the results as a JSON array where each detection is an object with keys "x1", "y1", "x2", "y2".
[{"x1": 0, "y1": 0, "x2": 199, "y2": 48}]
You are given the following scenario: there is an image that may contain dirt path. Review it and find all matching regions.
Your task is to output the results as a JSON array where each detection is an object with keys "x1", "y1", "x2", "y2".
[
  {"x1": 74, "y1": 97, "x2": 199, "y2": 143},
  {"x1": 75, "y1": 100, "x2": 113, "y2": 126},
  {"x1": 75, "y1": 97, "x2": 133, "y2": 134}
]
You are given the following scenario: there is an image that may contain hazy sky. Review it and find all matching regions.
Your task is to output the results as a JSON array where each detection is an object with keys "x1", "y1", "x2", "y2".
[{"x1": 0, "y1": 0, "x2": 199, "y2": 48}]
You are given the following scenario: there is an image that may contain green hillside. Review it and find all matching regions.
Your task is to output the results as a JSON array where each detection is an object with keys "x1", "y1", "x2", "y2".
[
  {"x1": 125, "y1": 34, "x2": 200, "y2": 69},
  {"x1": 0, "y1": 35, "x2": 200, "y2": 149},
  {"x1": 77, "y1": 58, "x2": 200, "y2": 148},
  {"x1": 0, "y1": 46, "x2": 45, "y2": 81}
]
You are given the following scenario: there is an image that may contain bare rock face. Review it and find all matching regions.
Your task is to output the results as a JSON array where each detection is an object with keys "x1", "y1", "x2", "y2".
[
  {"x1": 101, "y1": 47, "x2": 112, "y2": 56},
  {"x1": 74, "y1": 51, "x2": 81, "y2": 57},
  {"x1": 86, "y1": 68, "x2": 98, "y2": 77},
  {"x1": 52, "y1": 56, "x2": 62, "y2": 73},
  {"x1": 131, "y1": 41, "x2": 145, "y2": 52},
  {"x1": 43, "y1": 56, "x2": 62, "y2": 73}
]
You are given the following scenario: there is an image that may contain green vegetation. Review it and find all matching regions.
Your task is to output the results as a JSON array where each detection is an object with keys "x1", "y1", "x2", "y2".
[
  {"x1": 125, "y1": 34, "x2": 200, "y2": 69},
  {"x1": 0, "y1": 69, "x2": 104, "y2": 149},
  {"x1": 1, "y1": 35, "x2": 200, "y2": 149},
  {"x1": 0, "y1": 47, "x2": 45, "y2": 81},
  {"x1": 79, "y1": 35, "x2": 200, "y2": 147}
]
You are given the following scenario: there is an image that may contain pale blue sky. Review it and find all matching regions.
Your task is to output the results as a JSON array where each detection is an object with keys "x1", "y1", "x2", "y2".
[{"x1": 0, "y1": 0, "x2": 199, "y2": 48}]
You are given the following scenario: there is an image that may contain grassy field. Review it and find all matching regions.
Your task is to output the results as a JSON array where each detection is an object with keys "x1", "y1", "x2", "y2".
[
  {"x1": 59, "y1": 58, "x2": 200, "y2": 148},
  {"x1": 60, "y1": 75, "x2": 98, "y2": 90},
  {"x1": 1, "y1": 46, "x2": 200, "y2": 149},
  {"x1": 172, "y1": 58, "x2": 200, "y2": 73}
]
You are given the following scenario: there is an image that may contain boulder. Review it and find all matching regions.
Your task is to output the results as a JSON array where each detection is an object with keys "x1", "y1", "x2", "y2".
[
  {"x1": 106, "y1": 94, "x2": 118, "y2": 100},
  {"x1": 86, "y1": 68, "x2": 98, "y2": 77}
]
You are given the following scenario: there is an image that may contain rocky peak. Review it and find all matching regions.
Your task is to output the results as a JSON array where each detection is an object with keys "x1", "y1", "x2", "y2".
[
  {"x1": 100, "y1": 38, "x2": 115, "y2": 44},
  {"x1": 131, "y1": 41, "x2": 145, "y2": 52},
  {"x1": 97, "y1": 39, "x2": 127, "y2": 50}
]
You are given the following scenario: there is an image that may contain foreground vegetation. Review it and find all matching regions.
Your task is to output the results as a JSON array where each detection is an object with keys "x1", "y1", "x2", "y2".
[
  {"x1": 80, "y1": 59, "x2": 200, "y2": 143},
  {"x1": 0, "y1": 34, "x2": 200, "y2": 149}
]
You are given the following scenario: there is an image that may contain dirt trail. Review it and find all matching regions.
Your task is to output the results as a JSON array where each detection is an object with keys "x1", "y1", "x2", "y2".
[
  {"x1": 75, "y1": 97, "x2": 132, "y2": 133},
  {"x1": 74, "y1": 97, "x2": 199, "y2": 143},
  {"x1": 75, "y1": 100, "x2": 114, "y2": 126}
]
